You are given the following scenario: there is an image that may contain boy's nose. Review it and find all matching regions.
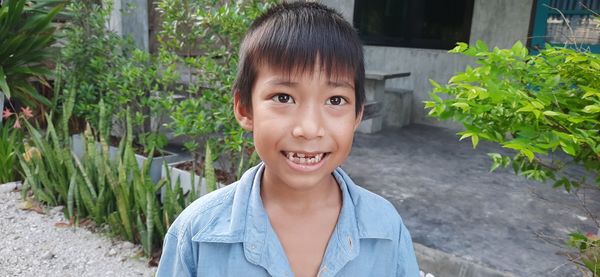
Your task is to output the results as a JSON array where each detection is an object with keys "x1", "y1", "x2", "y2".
[{"x1": 291, "y1": 109, "x2": 325, "y2": 139}]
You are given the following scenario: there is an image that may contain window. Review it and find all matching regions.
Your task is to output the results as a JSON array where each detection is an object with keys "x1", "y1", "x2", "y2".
[
  {"x1": 353, "y1": 0, "x2": 475, "y2": 50},
  {"x1": 529, "y1": 0, "x2": 600, "y2": 53}
]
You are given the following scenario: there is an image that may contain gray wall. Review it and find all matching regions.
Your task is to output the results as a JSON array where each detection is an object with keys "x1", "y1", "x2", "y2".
[
  {"x1": 320, "y1": 0, "x2": 534, "y2": 130},
  {"x1": 109, "y1": 0, "x2": 150, "y2": 52}
]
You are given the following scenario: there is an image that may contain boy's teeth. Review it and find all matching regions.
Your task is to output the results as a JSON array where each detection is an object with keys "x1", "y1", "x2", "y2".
[{"x1": 285, "y1": 152, "x2": 325, "y2": 164}]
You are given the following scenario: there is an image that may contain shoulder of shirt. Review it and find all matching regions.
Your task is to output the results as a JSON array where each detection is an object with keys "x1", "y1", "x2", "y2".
[
  {"x1": 166, "y1": 181, "x2": 239, "y2": 240},
  {"x1": 337, "y1": 168, "x2": 406, "y2": 239}
]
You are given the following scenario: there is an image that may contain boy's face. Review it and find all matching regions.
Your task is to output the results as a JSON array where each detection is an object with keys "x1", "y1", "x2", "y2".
[{"x1": 234, "y1": 63, "x2": 362, "y2": 191}]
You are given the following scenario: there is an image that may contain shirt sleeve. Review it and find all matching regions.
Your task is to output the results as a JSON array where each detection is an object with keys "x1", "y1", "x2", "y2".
[
  {"x1": 156, "y1": 230, "x2": 195, "y2": 277},
  {"x1": 397, "y1": 223, "x2": 420, "y2": 277}
]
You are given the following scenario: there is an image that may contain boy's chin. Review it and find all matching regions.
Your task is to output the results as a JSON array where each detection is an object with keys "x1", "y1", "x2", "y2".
[{"x1": 263, "y1": 162, "x2": 338, "y2": 191}]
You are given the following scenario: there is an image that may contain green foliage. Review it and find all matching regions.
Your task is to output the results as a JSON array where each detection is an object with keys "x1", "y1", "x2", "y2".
[
  {"x1": 58, "y1": 0, "x2": 176, "y2": 153},
  {"x1": 426, "y1": 40, "x2": 600, "y2": 275},
  {"x1": 426, "y1": 41, "x2": 600, "y2": 190},
  {"x1": 0, "y1": 120, "x2": 24, "y2": 183},
  {"x1": 102, "y1": 49, "x2": 176, "y2": 153},
  {"x1": 0, "y1": 0, "x2": 62, "y2": 108},
  {"x1": 17, "y1": 101, "x2": 194, "y2": 257},
  {"x1": 158, "y1": 0, "x2": 273, "y2": 180},
  {"x1": 204, "y1": 140, "x2": 217, "y2": 193},
  {"x1": 58, "y1": 0, "x2": 129, "y2": 128},
  {"x1": 18, "y1": 114, "x2": 74, "y2": 208},
  {"x1": 568, "y1": 232, "x2": 600, "y2": 275}
]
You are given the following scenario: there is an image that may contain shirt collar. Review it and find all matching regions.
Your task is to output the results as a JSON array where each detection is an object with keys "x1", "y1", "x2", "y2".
[{"x1": 193, "y1": 162, "x2": 395, "y2": 275}]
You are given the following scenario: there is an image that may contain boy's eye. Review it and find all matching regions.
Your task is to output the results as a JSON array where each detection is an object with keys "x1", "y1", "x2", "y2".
[
  {"x1": 272, "y1": 93, "x2": 295, "y2": 104},
  {"x1": 326, "y1": 96, "x2": 347, "y2": 106}
]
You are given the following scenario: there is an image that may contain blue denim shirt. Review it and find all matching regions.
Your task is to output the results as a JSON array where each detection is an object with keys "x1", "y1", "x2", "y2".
[{"x1": 157, "y1": 163, "x2": 420, "y2": 276}]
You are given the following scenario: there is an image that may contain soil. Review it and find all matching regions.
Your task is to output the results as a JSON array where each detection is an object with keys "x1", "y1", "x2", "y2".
[
  {"x1": 174, "y1": 160, "x2": 235, "y2": 184},
  {"x1": 106, "y1": 135, "x2": 164, "y2": 158}
]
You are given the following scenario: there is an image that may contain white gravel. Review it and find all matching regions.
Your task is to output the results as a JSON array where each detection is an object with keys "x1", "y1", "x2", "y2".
[{"x1": 0, "y1": 183, "x2": 156, "y2": 277}]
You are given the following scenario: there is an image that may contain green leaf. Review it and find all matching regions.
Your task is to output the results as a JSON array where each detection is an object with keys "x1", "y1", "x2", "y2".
[
  {"x1": 566, "y1": 55, "x2": 587, "y2": 63},
  {"x1": 511, "y1": 41, "x2": 527, "y2": 57},
  {"x1": 560, "y1": 141, "x2": 577, "y2": 156},
  {"x1": 0, "y1": 67, "x2": 10, "y2": 97},
  {"x1": 449, "y1": 73, "x2": 469, "y2": 84},
  {"x1": 475, "y1": 40, "x2": 488, "y2": 52},
  {"x1": 517, "y1": 104, "x2": 535, "y2": 113},
  {"x1": 471, "y1": 134, "x2": 479, "y2": 149},
  {"x1": 458, "y1": 131, "x2": 472, "y2": 141},
  {"x1": 205, "y1": 141, "x2": 217, "y2": 193},
  {"x1": 580, "y1": 86, "x2": 599, "y2": 99},
  {"x1": 449, "y1": 42, "x2": 469, "y2": 53},
  {"x1": 429, "y1": 79, "x2": 441, "y2": 89},
  {"x1": 583, "y1": 105, "x2": 600, "y2": 114},
  {"x1": 451, "y1": 102, "x2": 469, "y2": 110},
  {"x1": 542, "y1": 111, "x2": 561, "y2": 116}
]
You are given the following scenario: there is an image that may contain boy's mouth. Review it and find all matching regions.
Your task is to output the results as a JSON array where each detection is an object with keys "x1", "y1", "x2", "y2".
[{"x1": 281, "y1": 151, "x2": 328, "y2": 165}]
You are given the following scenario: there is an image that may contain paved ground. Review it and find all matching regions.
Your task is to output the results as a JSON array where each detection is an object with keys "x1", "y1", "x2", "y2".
[{"x1": 342, "y1": 124, "x2": 600, "y2": 277}]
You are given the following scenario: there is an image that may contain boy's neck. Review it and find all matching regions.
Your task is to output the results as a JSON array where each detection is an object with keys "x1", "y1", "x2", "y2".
[{"x1": 260, "y1": 168, "x2": 342, "y2": 214}]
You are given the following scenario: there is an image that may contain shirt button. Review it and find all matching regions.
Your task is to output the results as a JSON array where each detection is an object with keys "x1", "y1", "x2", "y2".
[{"x1": 347, "y1": 236, "x2": 353, "y2": 250}]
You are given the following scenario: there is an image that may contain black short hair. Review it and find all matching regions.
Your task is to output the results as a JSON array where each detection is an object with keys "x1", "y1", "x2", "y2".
[{"x1": 233, "y1": 1, "x2": 365, "y2": 115}]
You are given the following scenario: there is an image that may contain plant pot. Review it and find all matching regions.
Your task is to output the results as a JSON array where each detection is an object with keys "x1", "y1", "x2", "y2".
[
  {"x1": 160, "y1": 160, "x2": 208, "y2": 198},
  {"x1": 159, "y1": 160, "x2": 228, "y2": 202},
  {"x1": 135, "y1": 150, "x2": 180, "y2": 183},
  {"x1": 71, "y1": 133, "x2": 182, "y2": 183},
  {"x1": 70, "y1": 134, "x2": 119, "y2": 161}
]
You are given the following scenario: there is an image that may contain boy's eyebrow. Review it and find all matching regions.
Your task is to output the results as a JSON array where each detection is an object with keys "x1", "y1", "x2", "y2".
[
  {"x1": 327, "y1": 80, "x2": 354, "y2": 89},
  {"x1": 265, "y1": 79, "x2": 298, "y2": 87},
  {"x1": 265, "y1": 79, "x2": 354, "y2": 89}
]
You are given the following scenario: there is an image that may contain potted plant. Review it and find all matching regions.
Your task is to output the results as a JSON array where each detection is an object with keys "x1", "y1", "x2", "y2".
[
  {"x1": 60, "y1": 0, "x2": 183, "y2": 182},
  {"x1": 156, "y1": 0, "x2": 270, "y2": 190}
]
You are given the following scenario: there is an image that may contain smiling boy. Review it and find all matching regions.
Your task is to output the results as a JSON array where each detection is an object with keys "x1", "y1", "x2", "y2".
[{"x1": 157, "y1": 2, "x2": 419, "y2": 276}]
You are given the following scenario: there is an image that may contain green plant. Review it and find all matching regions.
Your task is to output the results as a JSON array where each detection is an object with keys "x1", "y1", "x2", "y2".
[
  {"x1": 58, "y1": 0, "x2": 129, "y2": 130},
  {"x1": 569, "y1": 232, "x2": 600, "y2": 275},
  {"x1": 59, "y1": 0, "x2": 177, "y2": 155},
  {"x1": 104, "y1": 49, "x2": 177, "y2": 154},
  {"x1": 426, "y1": 41, "x2": 599, "y2": 190},
  {"x1": 0, "y1": 119, "x2": 24, "y2": 183},
  {"x1": 425, "y1": 40, "x2": 599, "y2": 275},
  {"x1": 18, "y1": 113, "x2": 74, "y2": 209},
  {"x1": 159, "y1": 0, "x2": 273, "y2": 180},
  {"x1": 18, "y1": 103, "x2": 195, "y2": 257},
  {"x1": 0, "y1": 0, "x2": 62, "y2": 108}
]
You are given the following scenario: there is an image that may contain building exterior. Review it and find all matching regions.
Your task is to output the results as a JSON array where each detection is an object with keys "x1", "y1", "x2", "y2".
[
  {"x1": 321, "y1": 0, "x2": 599, "y2": 130},
  {"x1": 112, "y1": 0, "x2": 599, "y2": 130}
]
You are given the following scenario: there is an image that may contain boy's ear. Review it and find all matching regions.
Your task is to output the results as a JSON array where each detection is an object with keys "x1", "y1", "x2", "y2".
[
  {"x1": 353, "y1": 106, "x2": 364, "y2": 131},
  {"x1": 233, "y1": 90, "x2": 253, "y2": 131}
]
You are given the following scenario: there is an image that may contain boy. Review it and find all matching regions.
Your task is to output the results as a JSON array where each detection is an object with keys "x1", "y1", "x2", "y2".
[{"x1": 157, "y1": 2, "x2": 420, "y2": 276}]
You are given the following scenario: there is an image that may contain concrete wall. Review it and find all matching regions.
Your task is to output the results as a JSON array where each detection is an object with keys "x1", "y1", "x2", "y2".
[
  {"x1": 320, "y1": 0, "x2": 534, "y2": 130},
  {"x1": 109, "y1": 0, "x2": 149, "y2": 52}
]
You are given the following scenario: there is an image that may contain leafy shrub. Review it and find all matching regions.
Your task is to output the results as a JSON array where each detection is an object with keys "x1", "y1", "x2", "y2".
[
  {"x1": 157, "y1": 0, "x2": 274, "y2": 181},
  {"x1": 0, "y1": 119, "x2": 24, "y2": 183},
  {"x1": 58, "y1": 0, "x2": 127, "y2": 128},
  {"x1": 59, "y1": 0, "x2": 177, "y2": 154},
  {"x1": 18, "y1": 99, "x2": 198, "y2": 257},
  {"x1": 0, "y1": 0, "x2": 62, "y2": 108},
  {"x1": 426, "y1": 41, "x2": 599, "y2": 190},
  {"x1": 425, "y1": 40, "x2": 600, "y2": 275}
]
